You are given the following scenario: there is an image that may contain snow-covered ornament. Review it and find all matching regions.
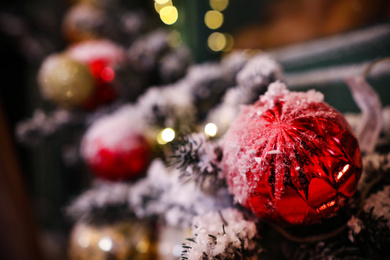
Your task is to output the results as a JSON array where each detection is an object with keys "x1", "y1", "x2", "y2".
[
  {"x1": 81, "y1": 110, "x2": 151, "y2": 181},
  {"x1": 67, "y1": 40, "x2": 126, "y2": 109},
  {"x1": 222, "y1": 82, "x2": 362, "y2": 225}
]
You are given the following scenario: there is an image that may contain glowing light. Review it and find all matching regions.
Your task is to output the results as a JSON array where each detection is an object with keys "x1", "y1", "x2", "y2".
[
  {"x1": 160, "y1": 6, "x2": 178, "y2": 25},
  {"x1": 136, "y1": 240, "x2": 149, "y2": 253},
  {"x1": 155, "y1": 0, "x2": 170, "y2": 4},
  {"x1": 162, "y1": 128, "x2": 175, "y2": 142},
  {"x1": 204, "y1": 123, "x2": 218, "y2": 137},
  {"x1": 210, "y1": 0, "x2": 229, "y2": 11},
  {"x1": 66, "y1": 90, "x2": 73, "y2": 98},
  {"x1": 336, "y1": 164, "x2": 350, "y2": 182},
  {"x1": 77, "y1": 233, "x2": 90, "y2": 248},
  {"x1": 101, "y1": 67, "x2": 115, "y2": 83},
  {"x1": 98, "y1": 237, "x2": 113, "y2": 252},
  {"x1": 204, "y1": 11, "x2": 224, "y2": 30},
  {"x1": 223, "y1": 33, "x2": 234, "y2": 52},
  {"x1": 157, "y1": 128, "x2": 175, "y2": 144},
  {"x1": 154, "y1": 0, "x2": 172, "y2": 13},
  {"x1": 207, "y1": 32, "x2": 226, "y2": 52},
  {"x1": 167, "y1": 30, "x2": 182, "y2": 47}
]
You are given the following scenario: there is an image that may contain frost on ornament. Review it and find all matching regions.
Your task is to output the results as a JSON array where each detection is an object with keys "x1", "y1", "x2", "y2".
[
  {"x1": 81, "y1": 108, "x2": 151, "y2": 181},
  {"x1": 222, "y1": 82, "x2": 362, "y2": 225},
  {"x1": 181, "y1": 208, "x2": 259, "y2": 260},
  {"x1": 129, "y1": 160, "x2": 232, "y2": 228}
]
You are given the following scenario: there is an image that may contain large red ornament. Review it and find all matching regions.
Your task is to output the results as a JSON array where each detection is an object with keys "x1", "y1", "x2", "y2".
[
  {"x1": 81, "y1": 113, "x2": 151, "y2": 181},
  {"x1": 222, "y1": 82, "x2": 362, "y2": 225}
]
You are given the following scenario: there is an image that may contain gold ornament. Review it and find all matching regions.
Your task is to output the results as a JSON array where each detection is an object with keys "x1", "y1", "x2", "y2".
[
  {"x1": 38, "y1": 54, "x2": 94, "y2": 108},
  {"x1": 157, "y1": 226, "x2": 190, "y2": 260},
  {"x1": 62, "y1": 3, "x2": 103, "y2": 43},
  {"x1": 68, "y1": 221, "x2": 156, "y2": 260}
]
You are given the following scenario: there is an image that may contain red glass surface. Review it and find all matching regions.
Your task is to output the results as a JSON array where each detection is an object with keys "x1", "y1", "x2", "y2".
[
  {"x1": 88, "y1": 134, "x2": 151, "y2": 181},
  {"x1": 82, "y1": 59, "x2": 117, "y2": 110},
  {"x1": 223, "y1": 99, "x2": 362, "y2": 225}
]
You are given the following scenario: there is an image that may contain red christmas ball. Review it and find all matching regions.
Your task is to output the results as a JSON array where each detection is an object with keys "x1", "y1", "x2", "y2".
[
  {"x1": 222, "y1": 82, "x2": 362, "y2": 225},
  {"x1": 67, "y1": 40, "x2": 126, "y2": 109},
  {"x1": 81, "y1": 112, "x2": 151, "y2": 181}
]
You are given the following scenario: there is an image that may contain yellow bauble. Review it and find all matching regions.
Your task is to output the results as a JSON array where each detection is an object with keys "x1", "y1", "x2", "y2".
[
  {"x1": 38, "y1": 54, "x2": 94, "y2": 108},
  {"x1": 68, "y1": 221, "x2": 156, "y2": 260}
]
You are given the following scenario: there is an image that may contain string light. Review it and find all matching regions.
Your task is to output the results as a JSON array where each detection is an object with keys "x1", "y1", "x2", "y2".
[
  {"x1": 157, "y1": 128, "x2": 176, "y2": 145},
  {"x1": 223, "y1": 33, "x2": 234, "y2": 52},
  {"x1": 204, "y1": 123, "x2": 218, "y2": 137},
  {"x1": 210, "y1": 0, "x2": 229, "y2": 11},
  {"x1": 207, "y1": 32, "x2": 226, "y2": 52},
  {"x1": 155, "y1": 0, "x2": 170, "y2": 4},
  {"x1": 159, "y1": 6, "x2": 178, "y2": 25},
  {"x1": 206, "y1": 0, "x2": 232, "y2": 53},
  {"x1": 204, "y1": 10, "x2": 223, "y2": 30},
  {"x1": 154, "y1": 0, "x2": 173, "y2": 14},
  {"x1": 98, "y1": 237, "x2": 113, "y2": 252}
]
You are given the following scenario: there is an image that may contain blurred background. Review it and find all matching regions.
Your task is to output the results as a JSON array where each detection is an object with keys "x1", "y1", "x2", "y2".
[{"x1": 0, "y1": 0, "x2": 390, "y2": 259}]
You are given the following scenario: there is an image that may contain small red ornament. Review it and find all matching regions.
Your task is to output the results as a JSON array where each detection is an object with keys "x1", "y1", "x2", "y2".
[
  {"x1": 67, "y1": 40, "x2": 125, "y2": 110},
  {"x1": 222, "y1": 82, "x2": 362, "y2": 225},
  {"x1": 81, "y1": 113, "x2": 151, "y2": 181}
]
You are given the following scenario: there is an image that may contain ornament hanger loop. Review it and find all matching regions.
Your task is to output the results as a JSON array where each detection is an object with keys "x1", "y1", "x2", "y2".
[{"x1": 362, "y1": 57, "x2": 390, "y2": 79}]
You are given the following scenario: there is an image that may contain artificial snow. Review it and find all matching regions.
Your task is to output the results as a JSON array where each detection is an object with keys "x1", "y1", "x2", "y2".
[
  {"x1": 347, "y1": 216, "x2": 364, "y2": 242},
  {"x1": 236, "y1": 54, "x2": 284, "y2": 89},
  {"x1": 135, "y1": 84, "x2": 195, "y2": 128},
  {"x1": 207, "y1": 54, "x2": 285, "y2": 135},
  {"x1": 363, "y1": 185, "x2": 390, "y2": 228},
  {"x1": 67, "y1": 181, "x2": 131, "y2": 222},
  {"x1": 128, "y1": 160, "x2": 232, "y2": 228},
  {"x1": 182, "y1": 208, "x2": 258, "y2": 259}
]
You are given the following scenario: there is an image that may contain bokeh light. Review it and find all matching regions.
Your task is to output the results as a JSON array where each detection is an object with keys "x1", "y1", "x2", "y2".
[
  {"x1": 204, "y1": 123, "x2": 218, "y2": 137},
  {"x1": 223, "y1": 33, "x2": 234, "y2": 52},
  {"x1": 98, "y1": 237, "x2": 113, "y2": 252},
  {"x1": 207, "y1": 32, "x2": 226, "y2": 52},
  {"x1": 157, "y1": 128, "x2": 176, "y2": 144},
  {"x1": 160, "y1": 6, "x2": 178, "y2": 25},
  {"x1": 167, "y1": 30, "x2": 182, "y2": 47},
  {"x1": 77, "y1": 232, "x2": 90, "y2": 248},
  {"x1": 155, "y1": 0, "x2": 170, "y2": 4},
  {"x1": 154, "y1": 0, "x2": 173, "y2": 13},
  {"x1": 210, "y1": 0, "x2": 229, "y2": 11},
  {"x1": 204, "y1": 10, "x2": 224, "y2": 30}
]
